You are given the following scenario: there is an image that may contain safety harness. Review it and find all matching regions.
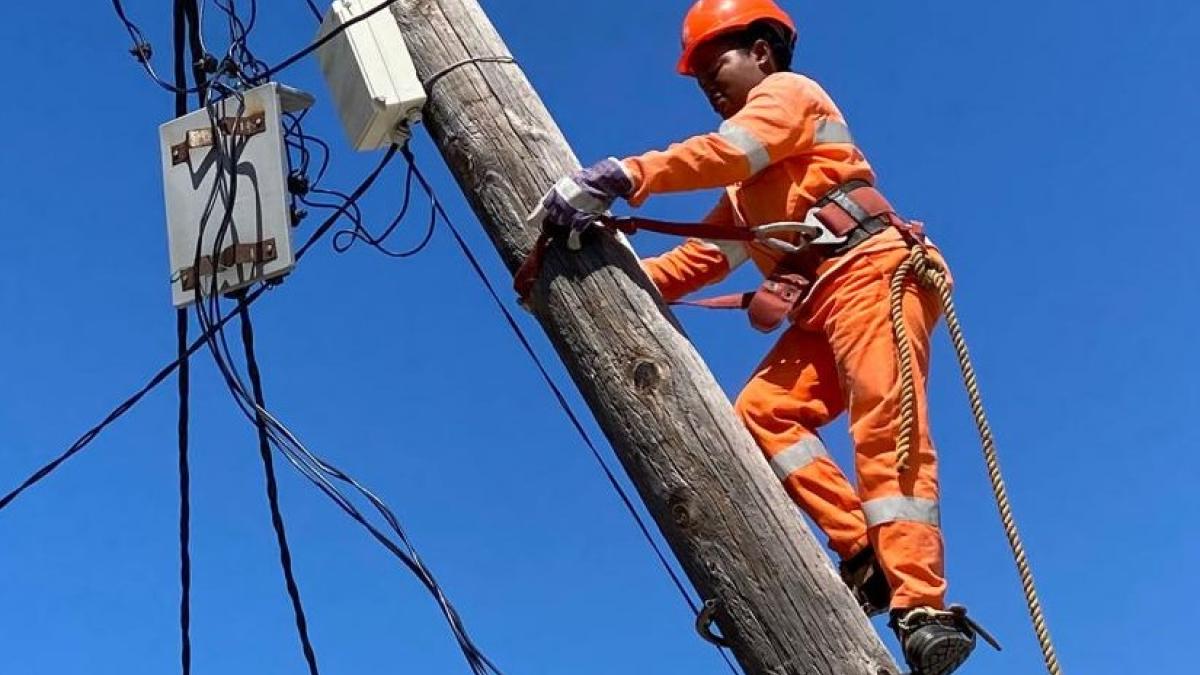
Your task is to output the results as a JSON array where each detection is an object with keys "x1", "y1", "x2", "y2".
[
  {"x1": 515, "y1": 180, "x2": 916, "y2": 333},
  {"x1": 665, "y1": 180, "x2": 919, "y2": 332}
]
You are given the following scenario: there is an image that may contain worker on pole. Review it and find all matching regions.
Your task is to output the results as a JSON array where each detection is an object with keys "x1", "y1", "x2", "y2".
[{"x1": 540, "y1": 2, "x2": 981, "y2": 673}]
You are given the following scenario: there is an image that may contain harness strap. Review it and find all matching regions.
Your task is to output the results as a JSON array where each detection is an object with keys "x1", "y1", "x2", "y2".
[
  {"x1": 514, "y1": 231, "x2": 553, "y2": 306},
  {"x1": 673, "y1": 292, "x2": 754, "y2": 310},
  {"x1": 513, "y1": 183, "x2": 908, "y2": 306},
  {"x1": 603, "y1": 215, "x2": 754, "y2": 242},
  {"x1": 776, "y1": 183, "x2": 905, "y2": 279}
]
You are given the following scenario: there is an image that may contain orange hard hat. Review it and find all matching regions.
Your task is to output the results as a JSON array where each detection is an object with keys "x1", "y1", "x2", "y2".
[{"x1": 677, "y1": 0, "x2": 798, "y2": 76}]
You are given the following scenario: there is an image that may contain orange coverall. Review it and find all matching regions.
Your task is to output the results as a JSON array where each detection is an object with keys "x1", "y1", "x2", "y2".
[{"x1": 623, "y1": 72, "x2": 947, "y2": 610}]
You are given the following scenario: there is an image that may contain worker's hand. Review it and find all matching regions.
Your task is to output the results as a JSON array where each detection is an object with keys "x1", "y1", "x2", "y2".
[{"x1": 542, "y1": 158, "x2": 634, "y2": 233}]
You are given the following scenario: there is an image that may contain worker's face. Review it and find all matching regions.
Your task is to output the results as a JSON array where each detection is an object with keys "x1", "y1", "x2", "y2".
[{"x1": 691, "y1": 38, "x2": 774, "y2": 119}]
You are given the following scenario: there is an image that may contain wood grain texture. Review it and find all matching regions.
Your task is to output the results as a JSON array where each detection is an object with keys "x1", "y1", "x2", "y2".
[{"x1": 391, "y1": 2, "x2": 898, "y2": 672}]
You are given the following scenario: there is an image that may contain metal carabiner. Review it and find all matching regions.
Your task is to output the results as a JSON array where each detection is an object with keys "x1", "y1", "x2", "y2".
[{"x1": 751, "y1": 208, "x2": 848, "y2": 254}]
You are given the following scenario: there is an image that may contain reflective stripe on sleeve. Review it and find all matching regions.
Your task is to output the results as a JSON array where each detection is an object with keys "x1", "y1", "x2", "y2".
[
  {"x1": 718, "y1": 121, "x2": 771, "y2": 174},
  {"x1": 769, "y1": 436, "x2": 829, "y2": 481},
  {"x1": 697, "y1": 239, "x2": 749, "y2": 270},
  {"x1": 862, "y1": 496, "x2": 940, "y2": 527},
  {"x1": 814, "y1": 117, "x2": 854, "y2": 145}
]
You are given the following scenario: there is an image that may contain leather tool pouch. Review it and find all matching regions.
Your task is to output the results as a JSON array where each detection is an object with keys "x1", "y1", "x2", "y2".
[{"x1": 747, "y1": 273, "x2": 811, "y2": 333}]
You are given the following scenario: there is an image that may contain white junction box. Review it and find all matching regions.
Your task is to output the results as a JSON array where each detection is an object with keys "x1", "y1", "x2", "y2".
[
  {"x1": 159, "y1": 82, "x2": 313, "y2": 308},
  {"x1": 317, "y1": 0, "x2": 428, "y2": 151}
]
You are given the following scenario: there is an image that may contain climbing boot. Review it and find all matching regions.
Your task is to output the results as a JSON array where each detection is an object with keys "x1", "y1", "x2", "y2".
[
  {"x1": 838, "y1": 546, "x2": 891, "y2": 617},
  {"x1": 889, "y1": 605, "x2": 999, "y2": 675}
]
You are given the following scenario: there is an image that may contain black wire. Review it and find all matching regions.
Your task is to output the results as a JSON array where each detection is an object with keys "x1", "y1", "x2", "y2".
[
  {"x1": 177, "y1": 92, "x2": 499, "y2": 671},
  {"x1": 332, "y1": 161, "x2": 440, "y2": 257},
  {"x1": 303, "y1": 0, "x2": 323, "y2": 21},
  {"x1": 0, "y1": 150, "x2": 396, "y2": 514},
  {"x1": 182, "y1": 115, "x2": 327, "y2": 672},
  {"x1": 247, "y1": 407, "x2": 504, "y2": 674},
  {"x1": 182, "y1": 0, "x2": 211, "y2": 105},
  {"x1": 175, "y1": 308, "x2": 192, "y2": 675},
  {"x1": 401, "y1": 149, "x2": 743, "y2": 675},
  {"x1": 192, "y1": 117, "x2": 500, "y2": 671},
  {"x1": 174, "y1": 30, "x2": 320, "y2": 668},
  {"x1": 289, "y1": 118, "x2": 332, "y2": 186},
  {"x1": 258, "y1": 0, "x2": 400, "y2": 81},
  {"x1": 172, "y1": 0, "x2": 193, "y2": 672},
  {"x1": 298, "y1": 147, "x2": 397, "y2": 259},
  {"x1": 76, "y1": 2, "x2": 526, "y2": 669},
  {"x1": 111, "y1": 0, "x2": 204, "y2": 94},
  {"x1": 0, "y1": 346, "x2": 190, "y2": 511},
  {"x1": 212, "y1": 0, "x2": 270, "y2": 80},
  {"x1": 238, "y1": 303, "x2": 322, "y2": 675},
  {"x1": 180, "y1": 98, "x2": 498, "y2": 673}
]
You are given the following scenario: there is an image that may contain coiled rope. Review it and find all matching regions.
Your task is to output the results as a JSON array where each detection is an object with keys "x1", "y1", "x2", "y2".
[{"x1": 890, "y1": 244, "x2": 1062, "y2": 674}]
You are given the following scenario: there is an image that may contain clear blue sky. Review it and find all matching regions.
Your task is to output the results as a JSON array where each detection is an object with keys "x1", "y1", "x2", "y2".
[{"x1": 1, "y1": 1, "x2": 1196, "y2": 673}]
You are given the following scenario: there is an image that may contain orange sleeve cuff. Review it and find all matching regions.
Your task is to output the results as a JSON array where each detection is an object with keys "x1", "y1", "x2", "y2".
[
  {"x1": 620, "y1": 158, "x2": 650, "y2": 207},
  {"x1": 641, "y1": 239, "x2": 732, "y2": 302},
  {"x1": 638, "y1": 195, "x2": 738, "y2": 301}
]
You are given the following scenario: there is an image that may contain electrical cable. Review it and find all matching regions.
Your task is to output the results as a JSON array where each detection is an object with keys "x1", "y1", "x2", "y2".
[
  {"x1": 172, "y1": 3, "x2": 325, "y2": 671},
  {"x1": 258, "y1": 0, "x2": 400, "y2": 81},
  {"x1": 188, "y1": 114, "x2": 500, "y2": 671},
  {"x1": 0, "y1": 149, "x2": 397, "y2": 514},
  {"x1": 171, "y1": 1, "x2": 194, "y2": 672},
  {"x1": 179, "y1": 63, "x2": 500, "y2": 666},
  {"x1": 176, "y1": 307, "x2": 193, "y2": 675},
  {"x1": 112, "y1": 0, "x2": 203, "y2": 94},
  {"x1": 185, "y1": 64, "x2": 503, "y2": 670},
  {"x1": 238, "y1": 303, "x2": 322, "y2": 675},
  {"x1": 303, "y1": 0, "x2": 323, "y2": 22},
  {"x1": 331, "y1": 160, "x2": 438, "y2": 258}
]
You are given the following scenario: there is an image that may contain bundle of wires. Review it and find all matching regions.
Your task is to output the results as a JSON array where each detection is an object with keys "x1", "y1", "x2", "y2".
[{"x1": 123, "y1": 1, "x2": 504, "y2": 673}]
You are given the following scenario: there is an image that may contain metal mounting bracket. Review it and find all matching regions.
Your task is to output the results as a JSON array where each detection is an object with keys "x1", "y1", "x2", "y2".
[
  {"x1": 170, "y1": 110, "x2": 268, "y2": 165},
  {"x1": 178, "y1": 238, "x2": 278, "y2": 292}
]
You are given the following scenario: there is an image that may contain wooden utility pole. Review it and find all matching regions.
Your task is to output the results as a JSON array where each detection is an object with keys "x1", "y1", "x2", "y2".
[{"x1": 391, "y1": 2, "x2": 898, "y2": 673}]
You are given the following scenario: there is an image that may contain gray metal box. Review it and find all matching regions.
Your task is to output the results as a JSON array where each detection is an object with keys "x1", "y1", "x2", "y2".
[{"x1": 159, "y1": 83, "x2": 307, "y2": 308}]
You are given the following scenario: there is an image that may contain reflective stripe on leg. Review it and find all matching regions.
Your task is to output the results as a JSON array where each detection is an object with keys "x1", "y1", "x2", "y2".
[
  {"x1": 769, "y1": 435, "x2": 829, "y2": 480},
  {"x1": 863, "y1": 496, "x2": 940, "y2": 527}
]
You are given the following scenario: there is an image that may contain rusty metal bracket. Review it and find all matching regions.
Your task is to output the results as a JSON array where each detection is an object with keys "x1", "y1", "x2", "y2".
[
  {"x1": 179, "y1": 238, "x2": 278, "y2": 291},
  {"x1": 695, "y1": 598, "x2": 732, "y2": 648},
  {"x1": 170, "y1": 111, "x2": 268, "y2": 165}
]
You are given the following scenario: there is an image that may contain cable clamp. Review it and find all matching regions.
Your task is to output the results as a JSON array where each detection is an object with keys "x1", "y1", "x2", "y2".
[
  {"x1": 179, "y1": 239, "x2": 279, "y2": 291},
  {"x1": 196, "y1": 53, "x2": 219, "y2": 74},
  {"x1": 129, "y1": 42, "x2": 153, "y2": 64},
  {"x1": 170, "y1": 111, "x2": 268, "y2": 165}
]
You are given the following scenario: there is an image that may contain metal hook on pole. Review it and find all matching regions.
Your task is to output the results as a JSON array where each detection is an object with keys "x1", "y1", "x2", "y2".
[{"x1": 695, "y1": 598, "x2": 732, "y2": 648}]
